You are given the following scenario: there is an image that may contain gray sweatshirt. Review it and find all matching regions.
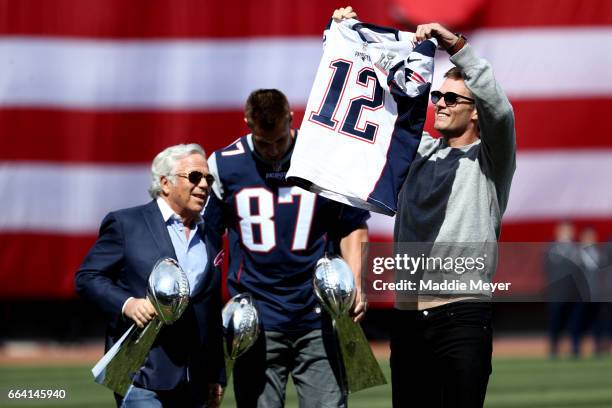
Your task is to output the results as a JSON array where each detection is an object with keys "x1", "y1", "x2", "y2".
[{"x1": 393, "y1": 44, "x2": 516, "y2": 301}]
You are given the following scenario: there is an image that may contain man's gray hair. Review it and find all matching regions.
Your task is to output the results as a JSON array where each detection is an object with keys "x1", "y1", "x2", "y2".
[{"x1": 148, "y1": 143, "x2": 206, "y2": 198}]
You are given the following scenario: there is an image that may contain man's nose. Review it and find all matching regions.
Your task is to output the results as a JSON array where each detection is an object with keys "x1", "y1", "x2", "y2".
[{"x1": 198, "y1": 177, "x2": 211, "y2": 190}]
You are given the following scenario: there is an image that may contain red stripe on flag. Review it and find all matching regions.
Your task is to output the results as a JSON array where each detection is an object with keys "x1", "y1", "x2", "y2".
[
  {"x1": 512, "y1": 98, "x2": 612, "y2": 150},
  {"x1": 371, "y1": 219, "x2": 612, "y2": 244},
  {"x1": 500, "y1": 219, "x2": 612, "y2": 242},
  {"x1": 0, "y1": 0, "x2": 393, "y2": 39},
  {"x1": 2, "y1": 0, "x2": 609, "y2": 39},
  {"x1": 0, "y1": 108, "x2": 308, "y2": 163},
  {"x1": 423, "y1": 98, "x2": 612, "y2": 150},
  {"x1": 391, "y1": 0, "x2": 612, "y2": 29},
  {"x1": 2, "y1": 217, "x2": 611, "y2": 298},
  {"x1": 476, "y1": 0, "x2": 612, "y2": 28},
  {"x1": 0, "y1": 109, "x2": 245, "y2": 163},
  {"x1": 0, "y1": 233, "x2": 96, "y2": 298},
  {"x1": 2, "y1": 99, "x2": 611, "y2": 163}
]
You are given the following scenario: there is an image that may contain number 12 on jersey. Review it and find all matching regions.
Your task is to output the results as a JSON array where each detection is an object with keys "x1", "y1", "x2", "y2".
[
  {"x1": 309, "y1": 59, "x2": 384, "y2": 143},
  {"x1": 235, "y1": 187, "x2": 316, "y2": 252}
]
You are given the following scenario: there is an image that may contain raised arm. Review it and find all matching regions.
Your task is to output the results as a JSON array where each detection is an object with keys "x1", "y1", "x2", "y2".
[{"x1": 417, "y1": 22, "x2": 516, "y2": 211}]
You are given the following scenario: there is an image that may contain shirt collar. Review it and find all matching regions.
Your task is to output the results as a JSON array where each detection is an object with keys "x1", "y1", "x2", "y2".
[{"x1": 156, "y1": 197, "x2": 203, "y2": 226}]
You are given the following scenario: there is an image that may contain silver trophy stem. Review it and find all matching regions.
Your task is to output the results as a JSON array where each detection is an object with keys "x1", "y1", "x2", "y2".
[
  {"x1": 331, "y1": 319, "x2": 348, "y2": 396},
  {"x1": 313, "y1": 255, "x2": 387, "y2": 394},
  {"x1": 94, "y1": 318, "x2": 164, "y2": 396},
  {"x1": 333, "y1": 314, "x2": 386, "y2": 394},
  {"x1": 221, "y1": 349, "x2": 236, "y2": 406},
  {"x1": 221, "y1": 293, "x2": 260, "y2": 406},
  {"x1": 223, "y1": 342, "x2": 237, "y2": 384}
]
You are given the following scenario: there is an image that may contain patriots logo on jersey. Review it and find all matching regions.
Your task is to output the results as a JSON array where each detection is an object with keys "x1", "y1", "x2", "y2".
[
  {"x1": 265, "y1": 170, "x2": 291, "y2": 186},
  {"x1": 405, "y1": 67, "x2": 426, "y2": 85},
  {"x1": 251, "y1": 151, "x2": 293, "y2": 187}
]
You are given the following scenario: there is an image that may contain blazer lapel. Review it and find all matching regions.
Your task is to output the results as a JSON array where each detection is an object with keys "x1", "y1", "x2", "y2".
[{"x1": 142, "y1": 200, "x2": 177, "y2": 260}]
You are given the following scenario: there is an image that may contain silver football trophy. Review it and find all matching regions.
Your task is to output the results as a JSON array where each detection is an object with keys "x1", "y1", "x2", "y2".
[
  {"x1": 313, "y1": 255, "x2": 387, "y2": 394},
  {"x1": 221, "y1": 293, "x2": 260, "y2": 380},
  {"x1": 91, "y1": 258, "x2": 190, "y2": 396}
]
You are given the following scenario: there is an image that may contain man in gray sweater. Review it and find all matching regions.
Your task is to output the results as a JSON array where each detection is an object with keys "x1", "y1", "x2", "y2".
[{"x1": 391, "y1": 23, "x2": 516, "y2": 408}]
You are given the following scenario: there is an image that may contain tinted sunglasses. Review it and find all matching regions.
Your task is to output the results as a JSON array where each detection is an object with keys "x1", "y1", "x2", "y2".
[
  {"x1": 430, "y1": 90, "x2": 475, "y2": 106},
  {"x1": 174, "y1": 171, "x2": 215, "y2": 186}
]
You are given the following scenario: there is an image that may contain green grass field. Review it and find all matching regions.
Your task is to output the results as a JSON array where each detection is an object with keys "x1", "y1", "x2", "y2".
[{"x1": 1, "y1": 357, "x2": 612, "y2": 407}]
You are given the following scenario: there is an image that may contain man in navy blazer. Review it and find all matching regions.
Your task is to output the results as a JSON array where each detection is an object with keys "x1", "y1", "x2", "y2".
[{"x1": 76, "y1": 143, "x2": 225, "y2": 408}]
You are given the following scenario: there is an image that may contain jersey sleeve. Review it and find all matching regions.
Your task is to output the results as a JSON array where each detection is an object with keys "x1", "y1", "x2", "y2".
[
  {"x1": 207, "y1": 152, "x2": 224, "y2": 200},
  {"x1": 204, "y1": 189, "x2": 229, "y2": 237},
  {"x1": 204, "y1": 152, "x2": 230, "y2": 236},
  {"x1": 336, "y1": 205, "x2": 370, "y2": 237}
]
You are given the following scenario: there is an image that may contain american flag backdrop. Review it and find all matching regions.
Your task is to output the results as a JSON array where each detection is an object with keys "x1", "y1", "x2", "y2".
[{"x1": 1, "y1": 0, "x2": 611, "y2": 298}]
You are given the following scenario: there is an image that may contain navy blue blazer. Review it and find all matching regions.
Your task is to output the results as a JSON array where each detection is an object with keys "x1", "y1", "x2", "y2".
[{"x1": 75, "y1": 200, "x2": 225, "y2": 393}]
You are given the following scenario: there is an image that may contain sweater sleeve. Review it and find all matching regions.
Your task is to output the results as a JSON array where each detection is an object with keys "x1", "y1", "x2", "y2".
[{"x1": 450, "y1": 44, "x2": 517, "y2": 213}]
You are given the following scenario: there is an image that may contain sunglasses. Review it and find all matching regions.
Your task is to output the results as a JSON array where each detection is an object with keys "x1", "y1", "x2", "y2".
[
  {"x1": 174, "y1": 171, "x2": 215, "y2": 186},
  {"x1": 430, "y1": 91, "x2": 475, "y2": 106}
]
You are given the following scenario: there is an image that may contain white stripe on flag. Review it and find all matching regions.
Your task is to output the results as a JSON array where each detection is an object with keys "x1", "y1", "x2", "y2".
[
  {"x1": 432, "y1": 27, "x2": 612, "y2": 98},
  {"x1": 0, "y1": 163, "x2": 150, "y2": 233},
  {"x1": 369, "y1": 150, "x2": 612, "y2": 236},
  {"x1": 0, "y1": 37, "x2": 322, "y2": 109},
  {"x1": 2, "y1": 28, "x2": 612, "y2": 108},
  {"x1": 504, "y1": 150, "x2": 612, "y2": 220},
  {"x1": 3, "y1": 151, "x2": 612, "y2": 234}
]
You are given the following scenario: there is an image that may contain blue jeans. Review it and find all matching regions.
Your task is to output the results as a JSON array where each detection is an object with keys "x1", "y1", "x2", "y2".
[{"x1": 120, "y1": 386, "x2": 161, "y2": 408}]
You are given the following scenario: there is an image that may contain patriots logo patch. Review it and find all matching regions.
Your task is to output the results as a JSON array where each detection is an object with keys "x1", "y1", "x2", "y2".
[{"x1": 405, "y1": 67, "x2": 426, "y2": 85}]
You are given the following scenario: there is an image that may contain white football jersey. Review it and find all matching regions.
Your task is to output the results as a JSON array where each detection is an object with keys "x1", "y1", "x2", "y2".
[{"x1": 287, "y1": 19, "x2": 436, "y2": 215}]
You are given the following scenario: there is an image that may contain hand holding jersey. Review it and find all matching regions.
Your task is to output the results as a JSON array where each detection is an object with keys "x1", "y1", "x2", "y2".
[
  {"x1": 332, "y1": 6, "x2": 357, "y2": 22},
  {"x1": 415, "y1": 23, "x2": 462, "y2": 51}
]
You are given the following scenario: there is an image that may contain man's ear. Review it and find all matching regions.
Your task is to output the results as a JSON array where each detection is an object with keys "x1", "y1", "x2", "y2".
[
  {"x1": 471, "y1": 108, "x2": 478, "y2": 123},
  {"x1": 160, "y1": 176, "x2": 171, "y2": 196},
  {"x1": 244, "y1": 117, "x2": 254, "y2": 130}
]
